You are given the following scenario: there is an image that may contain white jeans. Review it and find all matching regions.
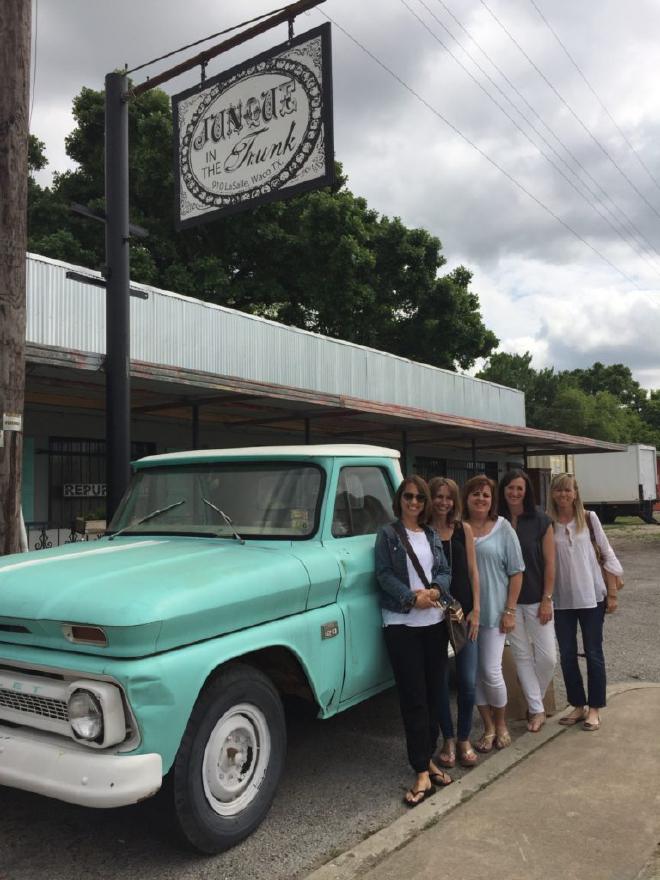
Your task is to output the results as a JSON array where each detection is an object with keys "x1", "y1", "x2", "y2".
[
  {"x1": 475, "y1": 626, "x2": 507, "y2": 709},
  {"x1": 508, "y1": 603, "x2": 557, "y2": 714}
]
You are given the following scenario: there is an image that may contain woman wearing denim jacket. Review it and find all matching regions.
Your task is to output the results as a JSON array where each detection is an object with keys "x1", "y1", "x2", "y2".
[{"x1": 375, "y1": 475, "x2": 452, "y2": 807}]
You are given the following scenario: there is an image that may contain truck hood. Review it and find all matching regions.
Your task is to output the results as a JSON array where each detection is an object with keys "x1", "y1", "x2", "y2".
[{"x1": 0, "y1": 537, "x2": 311, "y2": 657}]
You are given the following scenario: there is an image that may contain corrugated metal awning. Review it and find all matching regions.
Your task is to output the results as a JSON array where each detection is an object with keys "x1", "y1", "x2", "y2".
[{"x1": 25, "y1": 343, "x2": 625, "y2": 456}]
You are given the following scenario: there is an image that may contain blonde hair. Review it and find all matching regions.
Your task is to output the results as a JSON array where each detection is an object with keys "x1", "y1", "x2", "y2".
[
  {"x1": 547, "y1": 473, "x2": 587, "y2": 532},
  {"x1": 428, "y1": 476, "x2": 462, "y2": 524}
]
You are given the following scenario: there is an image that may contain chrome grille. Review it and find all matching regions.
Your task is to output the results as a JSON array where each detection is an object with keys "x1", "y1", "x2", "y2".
[{"x1": 0, "y1": 687, "x2": 68, "y2": 722}]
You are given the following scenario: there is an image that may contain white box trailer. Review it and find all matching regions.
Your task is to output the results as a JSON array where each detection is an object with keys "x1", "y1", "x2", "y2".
[{"x1": 573, "y1": 444, "x2": 658, "y2": 523}]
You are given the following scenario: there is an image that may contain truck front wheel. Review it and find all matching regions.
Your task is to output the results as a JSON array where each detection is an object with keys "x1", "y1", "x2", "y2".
[{"x1": 172, "y1": 664, "x2": 286, "y2": 853}]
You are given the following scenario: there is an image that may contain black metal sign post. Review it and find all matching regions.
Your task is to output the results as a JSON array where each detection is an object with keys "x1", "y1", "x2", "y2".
[
  {"x1": 103, "y1": 0, "x2": 327, "y2": 519},
  {"x1": 104, "y1": 71, "x2": 131, "y2": 520}
]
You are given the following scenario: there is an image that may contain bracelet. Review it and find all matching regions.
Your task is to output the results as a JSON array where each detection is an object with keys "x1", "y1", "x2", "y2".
[
  {"x1": 542, "y1": 594, "x2": 553, "y2": 602},
  {"x1": 503, "y1": 607, "x2": 516, "y2": 616}
]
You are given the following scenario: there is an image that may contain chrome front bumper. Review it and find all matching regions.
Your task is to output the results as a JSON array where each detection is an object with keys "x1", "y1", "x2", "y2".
[{"x1": 0, "y1": 723, "x2": 162, "y2": 808}]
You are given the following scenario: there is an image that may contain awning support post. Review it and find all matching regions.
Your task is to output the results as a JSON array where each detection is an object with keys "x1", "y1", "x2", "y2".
[{"x1": 192, "y1": 404, "x2": 199, "y2": 449}]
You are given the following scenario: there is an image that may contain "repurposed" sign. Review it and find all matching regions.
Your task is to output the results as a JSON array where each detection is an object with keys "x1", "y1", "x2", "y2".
[{"x1": 172, "y1": 24, "x2": 334, "y2": 228}]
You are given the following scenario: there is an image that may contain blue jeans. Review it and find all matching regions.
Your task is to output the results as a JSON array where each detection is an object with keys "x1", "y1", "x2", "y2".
[
  {"x1": 554, "y1": 602, "x2": 606, "y2": 709},
  {"x1": 438, "y1": 636, "x2": 478, "y2": 742}
]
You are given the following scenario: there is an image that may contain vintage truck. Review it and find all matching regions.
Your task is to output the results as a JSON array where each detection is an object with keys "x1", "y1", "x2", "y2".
[{"x1": 0, "y1": 445, "x2": 403, "y2": 853}]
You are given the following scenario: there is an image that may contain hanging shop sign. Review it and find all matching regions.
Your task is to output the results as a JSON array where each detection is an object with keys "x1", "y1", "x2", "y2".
[{"x1": 172, "y1": 23, "x2": 334, "y2": 228}]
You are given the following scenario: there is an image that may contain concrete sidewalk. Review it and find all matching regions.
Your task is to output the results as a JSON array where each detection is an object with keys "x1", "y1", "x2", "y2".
[{"x1": 306, "y1": 683, "x2": 660, "y2": 880}]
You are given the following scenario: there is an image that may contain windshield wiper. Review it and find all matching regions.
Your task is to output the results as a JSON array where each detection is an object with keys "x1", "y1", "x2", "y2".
[
  {"x1": 201, "y1": 498, "x2": 245, "y2": 544},
  {"x1": 108, "y1": 499, "x2": 186, "y2": 541}
]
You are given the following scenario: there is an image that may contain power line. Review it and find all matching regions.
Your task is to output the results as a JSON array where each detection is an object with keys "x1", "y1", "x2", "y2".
[
  {"x1": 479, "y1": 0, "x2": 660, "y2": 223},
  {"x1": 316, "y1": 8, "x2": 642, "y2": 289},
  {"x1": 402, "y1": 0, "x2": 660, "y2": 277},
  {"x1": 432, "y1": 0, "x2": 660, "y2": 269},
  {"x1": 528, "y1": 0, "x2": 660, "y2": 196},
  {"x1": 125, "y1": 4, "x2": 290, "y2": 75}
]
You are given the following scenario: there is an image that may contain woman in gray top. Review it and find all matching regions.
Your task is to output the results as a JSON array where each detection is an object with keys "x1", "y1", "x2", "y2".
[{"x1": 498, "y1": 469, "x2": 556, "y2": 733}]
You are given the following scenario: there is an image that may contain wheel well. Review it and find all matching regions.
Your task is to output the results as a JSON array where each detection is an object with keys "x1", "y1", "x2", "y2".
[{"x1": 205, "y1": 647, "x2": 317, "y2": 706}]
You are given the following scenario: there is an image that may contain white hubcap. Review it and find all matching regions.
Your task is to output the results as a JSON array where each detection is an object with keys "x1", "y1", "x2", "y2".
[{"x1": 202, "y1": 703, "x2": 271, "y2": 816}]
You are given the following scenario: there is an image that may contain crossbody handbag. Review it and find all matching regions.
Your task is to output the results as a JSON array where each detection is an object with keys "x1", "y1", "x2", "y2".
[
  {"x1": 392, "y1": 522, "x2": 468, "y2": 654},
  {"x1": 586, "y1": 511, "x2": 624, "y2": 612}
]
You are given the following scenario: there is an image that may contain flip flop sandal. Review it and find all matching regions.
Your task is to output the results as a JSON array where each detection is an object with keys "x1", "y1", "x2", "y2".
[
  {"x1": 475, "y1": 732, "x2": 496, "y2": 753},
  {"x1": 437, "y1": 743, "x2": 456, "y2": 768},
  {"x1": 429, "y1": 770, "x2": 453, "y2": 787},
  {"x1": 403, "y1": 785, "x2": 435, "y2": 807},
  {"x1": 527, "y1": 712, "x2": 546, "y2": 733},
  {"x1": 495, "y1": 730, "x2": 512, "y2": 749},
  {"x1": 582, "y1": 718, "x2": 600, "y2": 731},
  {"x1": 457, "y1": 745, "x2": 479, "y2": 767},
  {"x1": 558, "y1": 709, "x2": 586, "y2": 726}
]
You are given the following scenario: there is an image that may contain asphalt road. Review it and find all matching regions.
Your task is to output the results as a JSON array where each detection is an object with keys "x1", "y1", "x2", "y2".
[{"x1": 1, "y1": 526, "x2": 658, "y2": 880}]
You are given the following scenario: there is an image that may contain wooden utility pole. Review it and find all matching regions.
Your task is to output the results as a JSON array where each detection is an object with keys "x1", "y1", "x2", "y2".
[{"x1": 0, "y1": 0, "x2": 31, "y2": 555}]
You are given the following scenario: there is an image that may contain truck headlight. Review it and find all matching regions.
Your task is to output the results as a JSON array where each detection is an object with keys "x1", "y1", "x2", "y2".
[
  {"x1": 66, "y1": 680, "x2": 127, "y2": 748},
  {"x1": 68, "y1": 689, "x2": 103, "y2": 741}
]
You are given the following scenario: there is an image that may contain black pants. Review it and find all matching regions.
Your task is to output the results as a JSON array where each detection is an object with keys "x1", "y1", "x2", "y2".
[{"x1": 384, "y1": 622, "x2": 448, "y2": 773}]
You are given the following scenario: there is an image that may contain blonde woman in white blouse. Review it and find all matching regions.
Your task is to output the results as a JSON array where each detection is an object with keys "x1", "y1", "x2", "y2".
[{"x1": 548, "y1": 474, "x2": 623, "y2": 731}]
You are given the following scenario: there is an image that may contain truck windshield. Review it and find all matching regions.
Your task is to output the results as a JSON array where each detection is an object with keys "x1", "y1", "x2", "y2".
[{"x1": 108, "y1": 461, "x2": 324, "y2": 540}]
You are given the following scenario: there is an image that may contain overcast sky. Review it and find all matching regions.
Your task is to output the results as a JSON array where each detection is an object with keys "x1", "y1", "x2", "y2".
[{"x1": 30, "y1": 0, "x2": 660, "y2": 390}]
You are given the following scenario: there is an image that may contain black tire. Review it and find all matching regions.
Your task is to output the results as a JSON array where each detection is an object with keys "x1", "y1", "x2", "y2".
[{"x1": 171, "y1": 663, "x2": 286, "y2": 854}]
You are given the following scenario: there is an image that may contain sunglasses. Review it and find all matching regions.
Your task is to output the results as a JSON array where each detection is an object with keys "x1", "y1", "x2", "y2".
[{"x1": 402, "y1": 492, "x2": 425, "y2": 503}]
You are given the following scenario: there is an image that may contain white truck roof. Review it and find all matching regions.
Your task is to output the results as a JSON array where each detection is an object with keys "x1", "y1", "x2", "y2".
[{"x1": 137, "y1": 444, "x2": 401, "y2": 466}]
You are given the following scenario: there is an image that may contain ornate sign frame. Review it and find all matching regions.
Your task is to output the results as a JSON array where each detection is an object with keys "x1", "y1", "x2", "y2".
[{"x1": 172, "y1": 24, "x2": 334, "y2": 228}]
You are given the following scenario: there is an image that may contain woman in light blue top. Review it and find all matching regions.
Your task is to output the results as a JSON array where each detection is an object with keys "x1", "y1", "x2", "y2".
[{"x1": 463, "y1": 475, "x2": 524, "y2": 752}]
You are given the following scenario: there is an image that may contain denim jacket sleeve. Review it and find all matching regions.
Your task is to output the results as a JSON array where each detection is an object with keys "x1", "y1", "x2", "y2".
[
  {"x1": 425, "y1": 525, "x2": 452, "y2": 596},
  {"x1": 374, "y1": 524, "x2": 416, "y2": 612}
]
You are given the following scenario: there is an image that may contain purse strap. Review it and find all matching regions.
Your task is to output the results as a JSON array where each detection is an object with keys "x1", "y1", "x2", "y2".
[
  {"x1": 392, "y1": 521, "x2": 431, "y2": 588},
  {"x1": 585, "y1": 511, "x2": 604, "y2": 565}
]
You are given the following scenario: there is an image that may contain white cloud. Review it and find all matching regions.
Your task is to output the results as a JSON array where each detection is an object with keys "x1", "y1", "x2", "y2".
[{"x1": 29, "y1": 0, "x2": 660, "y2": 390}]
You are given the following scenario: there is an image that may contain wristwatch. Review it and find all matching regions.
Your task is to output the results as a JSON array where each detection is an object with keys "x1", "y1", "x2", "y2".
[{"x1": 542, "y1": 594, "x2": 553, "y2": 602}]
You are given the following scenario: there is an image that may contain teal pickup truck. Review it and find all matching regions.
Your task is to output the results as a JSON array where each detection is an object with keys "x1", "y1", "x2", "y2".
[{"x1": 0, "y1": 445, "x2": 402, "y2": 852}]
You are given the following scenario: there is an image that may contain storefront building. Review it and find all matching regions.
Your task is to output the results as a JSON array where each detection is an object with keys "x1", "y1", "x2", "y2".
[{"x1": 22, "y1": 253, "x2": 622, "y2": 549}]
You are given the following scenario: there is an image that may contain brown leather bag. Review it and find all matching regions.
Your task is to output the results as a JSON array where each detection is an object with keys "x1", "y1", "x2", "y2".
[{"x1": 586, "y1": 512, "x2": 623, "y2": 612}]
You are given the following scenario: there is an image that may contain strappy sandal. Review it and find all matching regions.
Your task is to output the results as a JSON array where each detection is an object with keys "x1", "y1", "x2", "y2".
[
  {"x1": 475, "y1": 732, "x2": 496, "y2": 753},
  {"x1": 437, "y1": 739, "x2": 456, "y2": 768},
  {"x1": 527, "y1": 712, "x2": 546, "y2": 733},
  {"x1": 457, "y1": 741, "x2": 478, "y2": 767},
  {"x1": 495, "y1": 729, "x2": 512, "y2": 749}
]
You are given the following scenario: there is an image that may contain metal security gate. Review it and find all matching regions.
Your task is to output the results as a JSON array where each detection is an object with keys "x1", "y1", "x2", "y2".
[
  {"x1": 414, "y1": 456, "x2": 498, "y2": 486},
  {"x1": 46, "y1": 437, "x2": 155, "y2": 528}
]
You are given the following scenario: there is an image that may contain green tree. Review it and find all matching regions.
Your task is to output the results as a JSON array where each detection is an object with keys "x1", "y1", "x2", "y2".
[
  {"x1": 566, "y1": 362, "x2": 646, "y2": 413},
  {"x1": 476, "y1": 352, "x2": 561, "y2": 428},
  {"x1": 28, "y1": 85, "x2": 497, "y2": 371},
  {"x1": 477, "y1": 351, "x2": 660, "y2": 445}
]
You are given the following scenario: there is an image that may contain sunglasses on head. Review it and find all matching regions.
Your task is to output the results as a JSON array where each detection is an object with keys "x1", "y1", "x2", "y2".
[{"x1": 402, "y1": 492, "x2": 425, "y2": 503}]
